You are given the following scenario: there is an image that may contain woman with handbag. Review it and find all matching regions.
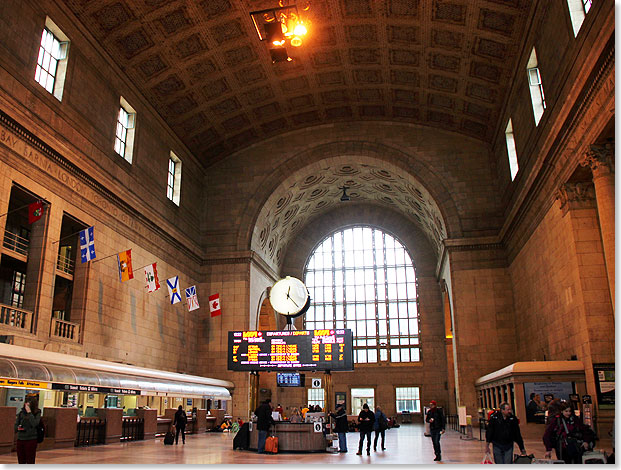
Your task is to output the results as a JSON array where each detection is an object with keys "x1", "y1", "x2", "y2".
[
  {"x1": 543, "y1": 400, "x2": 595, "y2": 463},
  {"x1": 14, "y1": 397, "x2": 42, "y2": 464}
]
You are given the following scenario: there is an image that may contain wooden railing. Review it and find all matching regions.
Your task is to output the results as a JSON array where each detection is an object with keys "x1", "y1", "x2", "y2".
[
  {"x1": 51, "y1": 317, "x2": 80, "y2": 342},
  {"x1": 0, "y1": 304, "x2": 33, "y2": 333},
  {"x1": 56, "y1": 253, "x2": 75, "y2": 275},
  {"x1": 3, "y1": 231, "x2": 29, "y2": 256}
]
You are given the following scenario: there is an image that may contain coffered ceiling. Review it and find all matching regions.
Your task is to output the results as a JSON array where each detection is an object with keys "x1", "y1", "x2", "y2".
[{"x1": 61, "y1": 0, "x2": 534, "y2": 167}]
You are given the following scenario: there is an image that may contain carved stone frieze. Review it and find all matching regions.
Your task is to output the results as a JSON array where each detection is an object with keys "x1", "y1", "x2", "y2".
[{"x1": 555, "y1": 182, "x2": 596, "y2": 216}]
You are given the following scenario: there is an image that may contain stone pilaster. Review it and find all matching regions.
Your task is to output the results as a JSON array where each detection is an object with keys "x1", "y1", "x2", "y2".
[{"x1": 580, "y1": 143, "x2": 615, "y2": 310}]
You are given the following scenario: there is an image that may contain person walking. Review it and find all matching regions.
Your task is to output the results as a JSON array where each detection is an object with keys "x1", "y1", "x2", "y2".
[
  {"x1": 425, "y1": 400, "x2": 445, "y2": 461},
  {"x1": 14, "y1": 397, "x2": 42, "y2": 464},
  {"x1": 329, "y1": 403, "x2": 349, "y2": 453},
  {"x1": 173, "y1": 405, "x2": 187, "y2": 445},
  {"x1": 485, "y1": 402, "x2": 527, "y2": 464},
  {"x1": 373, "y1": 405, "x2": 388, "y2": 452},
  {"x1": 543, "y1": 400, "x2": 595, "y2": 463},
  {"x1": 356, "y1": 403, "x2": 375, "y2": 455},
  {"x1": 254, "y1": 399, "x2": 275, "y2": 454}
]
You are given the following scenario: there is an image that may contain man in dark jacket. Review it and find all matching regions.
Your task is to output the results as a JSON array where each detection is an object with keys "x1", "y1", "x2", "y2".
[
  {"x1": 485, "y1": 402, "x2": 527, "y2": 464},
  {"x1": 173, "y1": 405, "x2": 187, "y2": 445},
  {"x1": 356, "y1": 403, "x2": 375, "y2": 455},
  {"x1": 254, "y1": 399, "x2": 275, "y2": 454},
  {"x1": 329, "y1": 403, "x2": 349, "y2": 453},
  {"x1": 425, "y1": 400, "x2": 445, "y2": 461}
]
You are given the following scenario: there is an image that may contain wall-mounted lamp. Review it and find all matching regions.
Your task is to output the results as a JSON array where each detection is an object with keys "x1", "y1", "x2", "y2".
[{"x1": 339, "y1": 186, "x2": 350, "y2": 202}]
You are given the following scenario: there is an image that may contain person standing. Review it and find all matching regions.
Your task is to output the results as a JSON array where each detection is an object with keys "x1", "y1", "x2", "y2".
[
  {"x1": 485, "y1": 402, "x2": 527, "y2": 464},
  {"x1": 329, "y1": 403, "x2": 349, "y2": 453},
  {"x1": 373, "y1": 405, "x2": 388, "y2": 452},
  {"x1": 356, "y1": 403, "x2": 375, "y2": 455},
  {"x1": 14, "y1": 397, "x2": 41, "y2": 464},
  {"x1": 173, "y1": 405, "x2": 187, "y2": 445},
  {"x1": 526, "y1": 393, "x2": 542, "y2": 423},
  {"x1": 425, "y1": 400, "x2": 445, "y2": 461},
  {"x1": 543, "y1": 400, "x2": 595, "y2": 463},
  {"x1": 254, "y1": 399, "x2": 275, "y2": 454}
]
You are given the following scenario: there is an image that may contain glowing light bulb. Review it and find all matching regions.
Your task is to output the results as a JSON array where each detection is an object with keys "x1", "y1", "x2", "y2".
[
  {"x1": 293, "y1": 23, "x2": 307, "y2": 36},
  {"x1": 290, "y1": 36, "x2": 303, "y2": 47},
  {"x1": 272, "y1": 39, "x2": 285, "y2": 46}
]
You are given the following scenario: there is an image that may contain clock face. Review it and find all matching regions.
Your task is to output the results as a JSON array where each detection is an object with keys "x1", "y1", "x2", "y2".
[{"x1": 269, "y1": 276, "x2": 309, "y2": 316}]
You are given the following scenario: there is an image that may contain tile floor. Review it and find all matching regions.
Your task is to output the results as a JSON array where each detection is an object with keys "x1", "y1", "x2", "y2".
[{"x1": 0, "y1": 423, "x2": 612, "y2": 465}]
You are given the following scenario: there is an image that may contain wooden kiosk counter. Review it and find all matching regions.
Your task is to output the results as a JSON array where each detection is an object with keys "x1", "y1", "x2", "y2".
[{"x1": 249, "y1": 423, "x2": 326, "y2": 452}]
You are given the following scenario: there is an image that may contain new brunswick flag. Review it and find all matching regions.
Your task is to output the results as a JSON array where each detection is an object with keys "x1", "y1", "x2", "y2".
[{"x1": 117, "y1": 249, "x2": 134, "y2": 282}]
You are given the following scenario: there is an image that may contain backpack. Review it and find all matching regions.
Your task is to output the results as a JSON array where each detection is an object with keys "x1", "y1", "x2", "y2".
[
  {"x1": 379, "y1": 414, "x2": 388, "y2": 431},
  {"x1": 36, "y1": 418, "x2": 45, "y2": 443}
]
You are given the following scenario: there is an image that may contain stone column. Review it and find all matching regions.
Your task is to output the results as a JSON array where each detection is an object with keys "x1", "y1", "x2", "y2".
[
  {"x1": 581, "y1": 143, "x2": 615, "y2": 310},
  {"x1": 324, "y1": 371, "x2": 333, "y2": 414}
]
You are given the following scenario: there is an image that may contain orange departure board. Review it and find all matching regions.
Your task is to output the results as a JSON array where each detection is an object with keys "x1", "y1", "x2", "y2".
[{"x1": 227, "y1": 329, "x2": 354, "y2": 371}]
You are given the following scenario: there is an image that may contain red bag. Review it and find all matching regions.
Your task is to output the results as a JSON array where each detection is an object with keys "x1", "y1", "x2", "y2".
[
  {"x1": 265, "y1": 436, "x2": 279, "y2": 454},
  {"x1": 482, "y1": 452, "x2": 493, "y2": 464}
]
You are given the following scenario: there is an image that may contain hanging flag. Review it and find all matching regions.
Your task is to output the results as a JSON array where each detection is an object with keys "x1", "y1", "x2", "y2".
[
  {"x1": 185, "y1": 286, "x2": 200, "y2": 312},
  {"x1": 28, "y1": 201, "x2": 44, "y2": 224},
  {"x1": 79, "y1": 226, "x2": 96, "y2": 263},
  {"x1": 144, "y1": 263, "x2": 160, "y2": 292},
  {"x1": 167, "y1": 276, "x2": 182, "y2": 305},
  {"x1": 117, "y1": 249, "x2": 134, "y2": 282},
  {"x1": 209, "y1": 294, "x2": 222, "y2": 317}
]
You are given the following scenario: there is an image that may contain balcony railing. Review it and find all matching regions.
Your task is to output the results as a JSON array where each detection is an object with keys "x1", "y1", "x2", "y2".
[
  {"x1": 51, "y1": 317, "x2": 80, "y2": 342},
  {"x1": 57, "y1": 253, "x2": 75, "y2": 275},
  {"x1": 0, "y1": 304, "x2": 33, "y2": 333},
  {"x1": 3, "y1": 231, "x2": 29, "y2": 256}
]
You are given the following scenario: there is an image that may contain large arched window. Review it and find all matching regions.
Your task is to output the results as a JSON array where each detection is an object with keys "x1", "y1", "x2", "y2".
[{"x1": 304, "y1": 226, "x2": 420, "y2": 364}]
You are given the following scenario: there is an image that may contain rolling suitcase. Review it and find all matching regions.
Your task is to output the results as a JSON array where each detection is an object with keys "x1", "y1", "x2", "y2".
[
  {"x1": 233, "y1": 423, "x2": 250, "y2": 450},
  {"x1": 265, "y1": 435, "x2": 279, "y2": 454},
  {"x1": 582, "y1": 451, "x2": 607, "y2": 464},
  {"x1": 163, "y1": 431, "x2": 175, "y2": 445}
]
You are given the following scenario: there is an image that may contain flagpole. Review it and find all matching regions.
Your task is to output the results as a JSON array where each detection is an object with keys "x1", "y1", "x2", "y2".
[
  {"x1": 0, "y1": 201, "x2": 47, "y2": 219},
  {"x1": 91, "y1": 251, "x2": 122, "y2": 264},
  {"x1": 50, "y1": 228, "x2": 88, "y2": 245}
]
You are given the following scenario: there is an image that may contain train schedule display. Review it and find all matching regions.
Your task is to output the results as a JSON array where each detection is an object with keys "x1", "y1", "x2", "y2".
[{"x1": 227, "y1": 329, "x2": 354, "y2": 371}]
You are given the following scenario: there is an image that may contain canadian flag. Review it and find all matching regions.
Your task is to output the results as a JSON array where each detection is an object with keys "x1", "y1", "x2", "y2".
[{"x1": 209, "y1": 294, "x2": 222, "y2": 317}]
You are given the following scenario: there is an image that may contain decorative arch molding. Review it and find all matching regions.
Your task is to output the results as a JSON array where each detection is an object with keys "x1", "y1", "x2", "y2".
[
  {"x1": 281, "y1": 203, "x2": 439, "y2": 280},
  {"x1": 238, "y1": 139, "x2": 463, "y2": 272}
]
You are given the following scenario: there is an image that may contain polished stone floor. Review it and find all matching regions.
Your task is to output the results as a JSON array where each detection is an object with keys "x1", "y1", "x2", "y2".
[{"x1": 0, "y1": 423, "x2": 612, "y2": 465}]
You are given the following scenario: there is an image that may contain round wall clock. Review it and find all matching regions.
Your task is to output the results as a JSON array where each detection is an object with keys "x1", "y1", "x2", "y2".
[{"x1": 269, "y1": 276, "x2": 310, "y2": 317}]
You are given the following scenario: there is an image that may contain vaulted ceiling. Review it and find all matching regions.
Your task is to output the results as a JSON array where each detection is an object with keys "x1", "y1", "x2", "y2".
[{"x1": 62, "y1": 0, "x2": 534, "y2": 167}]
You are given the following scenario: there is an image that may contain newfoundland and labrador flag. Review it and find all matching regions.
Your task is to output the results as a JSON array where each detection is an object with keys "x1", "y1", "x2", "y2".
[
  {"x1": 167, "y1": 276, "x2": 182, "y2": 305},
  {"x1": 185, "y1": 286, "x2": 200, "y2": 312},
  {"x1": 144, "y1": 263, "x2": 160, "y2": 292},
  {"x1": 79, "y1": 226, "x2": 96, "y2": 263},
  {"x1": 209, "y1": 294, "x2": 222, "y2": 317},
  {"x1": 117, "y1": 249, "x2": 134, "y2": 282}
]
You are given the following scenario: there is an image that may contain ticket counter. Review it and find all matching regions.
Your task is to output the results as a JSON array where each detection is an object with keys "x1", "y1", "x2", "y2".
[{"x1": 249, "y1": 422, "x2": 326, "y2": 452}]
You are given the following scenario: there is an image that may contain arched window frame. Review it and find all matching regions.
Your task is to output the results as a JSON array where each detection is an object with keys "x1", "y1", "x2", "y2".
[{"x1": 303, "y1": 226, "x2": 421, "y2": 364}]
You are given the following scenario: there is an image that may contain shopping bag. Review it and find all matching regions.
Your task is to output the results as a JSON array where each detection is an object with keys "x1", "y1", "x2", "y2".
[
  {"x1": 482, "y1": 452, "x2": 494, "y2": 464},
  {"x1": 265, "y1": 435, "x2": 279, "y2": 454}
]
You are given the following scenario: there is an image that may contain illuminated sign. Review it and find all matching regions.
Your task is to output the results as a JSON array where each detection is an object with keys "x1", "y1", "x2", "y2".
[
  {"x1": 228, "y1": 329, "x2": 354, "y2": 371},
  {"x1": 0, "y1": 378, "x2": 49, "y2": 389},
  {"x1": 50, "y1": 383, "x2": 140, "y2": 395}
]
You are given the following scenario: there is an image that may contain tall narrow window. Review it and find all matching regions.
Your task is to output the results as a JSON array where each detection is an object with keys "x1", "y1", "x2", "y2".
[
  {"x1": 114, "y1": 97, "x2": 136, "y2": 163},
  {"x1": 395, "y1": 387, "x2": 420, "y2": 413},
  {"x1": 527, "y1": 48, "x2": 546, "y2": 126},
  {"x1": 505, "y1": 119, "x2": 519, "y2": 181},
  {"x1": 567, "y1": 0, "x2": 592, "y2": 36},
  {"x1": 11, "y1": 271, "x2": 26, "y2": 308},
  {"x1": 35, "y1": 18, "x2": 70, "y2": 101},
  {"x1": 307, "y1": 388, "x2": 325, "y2": 409},
  {"x1": 304, "y1": 226, "x2": 420, "y2": 364},
  {"x1": 167, "y1": 152, "x2": 182, "y2": 205}
]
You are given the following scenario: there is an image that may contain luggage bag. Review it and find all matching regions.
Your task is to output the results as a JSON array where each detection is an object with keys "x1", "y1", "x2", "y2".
[
  {"x1": 233, "y1": 423, "x2": 250, "y2": 450},
  {"x1": 513, "y1": 454, "x2": 535, "y2": 464},
  {"x1": 163, "y1": 432, "x2": 175, "y2": 445},
  {"x1": 265, "y1": 435, "x2": 279, "y2": 454}
]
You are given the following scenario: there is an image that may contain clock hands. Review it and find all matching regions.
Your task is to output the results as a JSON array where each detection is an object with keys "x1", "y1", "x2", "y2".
[{"x1": 286, "y1": 286, "x2": 299, "y2": 308}]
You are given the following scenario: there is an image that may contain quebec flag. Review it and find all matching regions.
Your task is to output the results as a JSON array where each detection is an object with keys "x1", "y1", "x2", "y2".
[{"x1": 79, "y1": 226, "x2": 96, "y2": 263}]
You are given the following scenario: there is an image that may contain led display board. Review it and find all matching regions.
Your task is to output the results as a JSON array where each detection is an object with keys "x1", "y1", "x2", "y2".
[
  {"x1": 227, "y1": 329, "x2": 354, "y2": 371},
  {"x1": 277, "y1": 372, "x2": 305, "y2": 387}
]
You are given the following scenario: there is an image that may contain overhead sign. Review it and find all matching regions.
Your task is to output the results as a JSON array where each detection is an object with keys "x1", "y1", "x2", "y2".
[
  {"x1": 0, "y1": 378, "x2": 49, "y2": 389},
  {"x1": 311, "y1": 378, "x2": 322, "y2": 388},
  {"x1": 51, "y1": 383, "x2": 140, "y2": 395},
  {"x1": 227, "y1": 329, "x2": 354, "y2": 371}
]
